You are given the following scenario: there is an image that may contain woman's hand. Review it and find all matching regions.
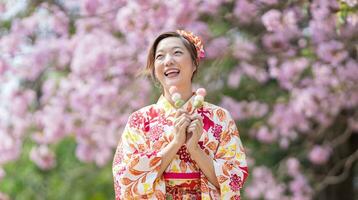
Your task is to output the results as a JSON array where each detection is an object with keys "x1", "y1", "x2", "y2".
[
  {"x1": 184, "y1": 114, "x2": 220, "y2": 188},
  {"x1": 186, "y1": 114, "x2": 203, "y2": 154},
  {"x1": 156, "y1": 109, "x2": 191, "y2": 179},
  {"x1": 172, "y1": 109, "x2": 191, "y2": 146}
]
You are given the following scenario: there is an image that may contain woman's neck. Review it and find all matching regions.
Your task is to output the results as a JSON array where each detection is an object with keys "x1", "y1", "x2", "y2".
[{"x1": 164, "y1": 85, "x2": 193, "y2": 106}]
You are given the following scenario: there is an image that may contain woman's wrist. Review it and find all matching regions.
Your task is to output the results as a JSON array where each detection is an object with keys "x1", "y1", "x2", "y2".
[
  {"x1": 170, "y1": 139, "x2": 183, "y2": 150},
  {"x1": 187, "y1": 143, "x2": 200, "y2": 156}
]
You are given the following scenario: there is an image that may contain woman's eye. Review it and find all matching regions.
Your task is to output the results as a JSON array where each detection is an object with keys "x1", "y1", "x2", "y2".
[
  {"x1": 156, "y1": 55, "x2": 163, "y2": 59},
  {"x1": 174, "y1": 51, "x2": 182, "y2": 55}
]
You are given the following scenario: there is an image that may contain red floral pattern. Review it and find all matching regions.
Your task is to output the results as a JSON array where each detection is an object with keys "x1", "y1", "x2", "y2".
[
  {"x1": 112, "y1": 95, "x2": 249, "y2": 199},
  {"x1": 148, "y1": 124, "x2": 163, "y2": 141},
  {"x1": 212, "y1": 124, "x2": 223, "y2": 141},
  {"x1": 165, "y1": 178, "x2": 201, "y2": 200},
  {"x1": 176, "y1": 145, "x2": 194, "y2": 163},
  {"x1": 128, "y1": 111, "x2": 144, "y2": 129},
  {"x1": 231, "y1": 195, "x2": 241, "y2": 200},
  {"x1": 229, "y1": 174, "x2": 243, "y2": 192}
]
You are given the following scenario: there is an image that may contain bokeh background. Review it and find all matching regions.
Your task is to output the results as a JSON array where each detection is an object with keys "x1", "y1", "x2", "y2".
[{"x1": 0, "y1": 0, "x2": 357, "y2": 199}]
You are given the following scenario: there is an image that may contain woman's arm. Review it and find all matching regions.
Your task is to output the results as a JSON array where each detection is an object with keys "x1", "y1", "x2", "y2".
[
  {"x1": 157, "y1": 110, "x2": 191, "y2": 178},
  {"x1": 189, "y1": 146, "x2": 220, "y2": 188},
  {"x1": 186, "y1": 116, "x2": 220, "y2": 188},
  {"x1": 186, "y1": 109, "x2": 249, "y2": 198},
  {"x1": 210, "y1": 109, "x2": 249, "y2": 198},
  {"x1": 156, "y1": 140, "x2": 181, "y2": 178}
]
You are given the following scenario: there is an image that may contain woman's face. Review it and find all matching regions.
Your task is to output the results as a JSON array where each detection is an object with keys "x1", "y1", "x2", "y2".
[{"x1": 154, "y1": 37, "x2": 196, "y2": 92}]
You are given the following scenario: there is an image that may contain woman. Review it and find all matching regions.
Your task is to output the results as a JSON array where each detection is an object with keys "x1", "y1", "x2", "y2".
[{"x1": 112, "y1": 30, "x2": 249, "y2": 200}]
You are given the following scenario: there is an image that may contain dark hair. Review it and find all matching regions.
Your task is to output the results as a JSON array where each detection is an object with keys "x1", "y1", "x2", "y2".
[{"x1": 141, "y1": 31, "x2": 199, "y2": 82}]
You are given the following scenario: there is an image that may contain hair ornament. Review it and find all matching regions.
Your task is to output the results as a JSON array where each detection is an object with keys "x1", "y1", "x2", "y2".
[{"x1": 176, "y1": 29, "x2": 205, "y2": 60}]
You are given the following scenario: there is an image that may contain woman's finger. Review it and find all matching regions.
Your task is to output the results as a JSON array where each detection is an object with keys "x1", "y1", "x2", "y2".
[
  {"x1": 192, "y1": 120, "x2": 203, "y2": 135},
  {"x1": 181, "y1": 117, "x2": 191, "y2": 127},
  {"x1": 176, "y1": 115, "x2": 186, "y2": 127},
  {"x1": 188, "y1": 121, "x2": 197, "y2": 128},
  {"x1": 187, "y1": 126, "x2": 195, "y2": 134},
  {"x1": 191, "y1": 119, "x2": 200, "y2": 127},
  {"x1": 197, "y1": 119, "x2": 203, "y2": 128},
  {"x1": 187, "y1": 124, "x2": 195, "y2": 130},
  {"x1": 186, "y1": 126, "x2": 192, "y2": 132},
  {"x1": 190, "y1": 122, "x2": 200, "y2": 131},
  {"x1": 175, "y1": 109, "x2": 186, "y2": 118},
  {"x1": 190, "y1": 114, "x2": 202, "y2": 121}
]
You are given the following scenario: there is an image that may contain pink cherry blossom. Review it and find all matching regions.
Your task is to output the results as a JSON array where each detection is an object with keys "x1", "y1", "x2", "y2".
[
  {"x1": 0, "y1": 131, "x2": 21, "y2": 166},
  {"x1": 254, "y1": 126, "x2": 277, "y2": 144},
  {"x1": 220, "y1": 96, "x2": 268, "y2": 120},
  {"x1": 262, "y1": 9, "x2": 282, "y2": 31},
  {"x1": 245, "y1": 166, "x2": 289, "y2": 200},
  {"x1": 289, "y1": 174, "x2": 312, "y2": 199},
  {"x1": 232, "y1": 36, "x2": 257, "y2": 61},
  {"x1": 316, "y1": 40, "x2": 348, "y2": 65},
  {"x1": 198, "y1": 0, "x2": 224, "y2": 15},
  {"x1": 308, "y1": 145, "x2": 332, "y2": 165},
  {"x1": 227, "y1": 66, "x2": 242, "y2": 88},
  {"x1": 269, "y1": 58, "x2": 309, "y2": 89},
  {"x1": 206, "y1": 37, "x2": 229, "y2": 59},
  {"x1": 233, "y1": 0, "x2": 258, "y2": 24},
  {"x1": 262, "y1": 32, "x2": 290, "y2": 52},
  {"x1": 286, "y1": 157, "x2": 300, "y2": 177},
  {"x1": 348, "y1": 117, "x2": 358, "y2": 131},
  {"x1": 0, "y1": 1, "x2": 356, "y2": 199},
  {"x1": 268, "y1": 103, "x2": 309, "y2": 142},
  {"x1": 308, "y1": 0, "x2": 338, "y2": 43},
  {"x1": 240, "y1": 62, "x2": 269, "y2": 83},
  {"x1": 342, "y1": 0, "x2": 358, "y2": 7},
  {"x1": 258, "y1": 0, "x2": 278, "y2": 5},
  {"x1": 30, "y1": 145, "x2": 56, "y2": 170},
  {"x1": 81, "y1": 0, "x2": 100, "y2": 15},
  {"x1": 346, "y1": 12, "x2": 358, "y2": 26},
  {"x1": 0, "y1": 34, "x2": 22, "y2": 55},
  {"x1": 0, "y1": 192, "x2": 10, "y2": 200},
  {"x1": 0, "y1": 2, "x2": 6, "y2": 13},
  {"x1": 0, "y1": 58, "x2": 8, "y2": 76}
]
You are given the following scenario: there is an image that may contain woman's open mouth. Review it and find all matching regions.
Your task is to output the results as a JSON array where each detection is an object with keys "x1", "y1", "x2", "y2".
[{"x1": 164, "y1": 69, "x2": 180, "y2": 78}]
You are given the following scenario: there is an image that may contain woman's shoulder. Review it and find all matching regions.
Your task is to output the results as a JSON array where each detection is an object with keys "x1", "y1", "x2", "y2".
[
  {"x1": 202, "y1": 101, "x2": 235, "y2": 122},
  {"x1": 129, "y1": 103, "x2": 160, "y2": 118},
  {"x1": 121, "y1": 105, "x2": 159, "y2": 140},
  {"x1": 201, "y1": 101, "x2": 241, "y2": 139},
  {"x1": 203, "y1": 101, "x2": 230, "y2": 115}
]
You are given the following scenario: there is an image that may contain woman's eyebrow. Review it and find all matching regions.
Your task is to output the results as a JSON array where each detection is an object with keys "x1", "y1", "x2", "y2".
[
  {"x1": 156, "y1": 46, "x2": 183, "y2": 53},
  {"x1": 172, "y1": 46, "x2": 183, "y2": 50}
]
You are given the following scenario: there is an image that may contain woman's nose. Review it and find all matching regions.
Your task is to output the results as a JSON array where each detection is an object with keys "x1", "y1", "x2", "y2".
[{"x1": 163, "y1": 54, "x2": 174, "y2": 66}]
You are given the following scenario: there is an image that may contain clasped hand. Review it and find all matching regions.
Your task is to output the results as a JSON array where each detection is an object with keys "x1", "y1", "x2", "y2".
[{"x1": 173, "y1": 109, "x2": 203, "y2": 153}]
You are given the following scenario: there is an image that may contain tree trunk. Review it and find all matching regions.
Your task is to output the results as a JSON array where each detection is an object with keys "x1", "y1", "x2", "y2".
[{"x1": 315, "y1": 131, "x2": 357, "y2": 200}]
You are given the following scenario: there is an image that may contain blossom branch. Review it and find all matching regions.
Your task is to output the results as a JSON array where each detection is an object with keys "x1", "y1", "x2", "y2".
[{"x1": 315, "y1": 148, "x2": 358, "y2": 192}]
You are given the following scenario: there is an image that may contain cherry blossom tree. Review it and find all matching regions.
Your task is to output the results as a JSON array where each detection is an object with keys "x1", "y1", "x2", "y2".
[{"x1": 0, "y1": 0, "x2": 357, "y2": 199}]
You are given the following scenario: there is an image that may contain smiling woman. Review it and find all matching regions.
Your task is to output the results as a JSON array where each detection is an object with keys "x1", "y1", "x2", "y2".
[
  {"x1": 112, "y1": 30, "x2": 249, "y2": 200},
  {"x1": 154, "y1": 36, "x2": 197, "y2": 106},
  {"x1": 146, "y1": 31, "x2": 200, "y2": 82}
]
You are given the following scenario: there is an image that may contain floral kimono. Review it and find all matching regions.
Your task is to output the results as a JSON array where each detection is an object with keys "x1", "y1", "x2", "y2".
[{"x1": 112, "y1": 94, "x2": 249, "y2": 200}]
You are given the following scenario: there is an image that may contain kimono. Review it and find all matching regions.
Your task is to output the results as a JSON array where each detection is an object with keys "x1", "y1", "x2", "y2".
[{"x1": 112, "y1": 94, "x2": 249, "y2": 200}]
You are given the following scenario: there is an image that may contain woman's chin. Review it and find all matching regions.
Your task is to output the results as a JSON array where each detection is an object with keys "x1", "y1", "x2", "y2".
[{"x1": 164, "y1": 79, "x2": 182, "y2": 88}]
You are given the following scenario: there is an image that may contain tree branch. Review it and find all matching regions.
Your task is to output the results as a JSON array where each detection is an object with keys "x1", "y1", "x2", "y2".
[
  {"x1": 327, "y1": 127, "x2": 352, "y2": 148},
  {"x1": 315, "y1": 148, "x2": 358, "y2": 192}
]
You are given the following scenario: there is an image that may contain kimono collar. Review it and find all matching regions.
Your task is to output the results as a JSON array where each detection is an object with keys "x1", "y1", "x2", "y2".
[{"x1": 156, "y1": 93, "x2": 196, "y2": 114}]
